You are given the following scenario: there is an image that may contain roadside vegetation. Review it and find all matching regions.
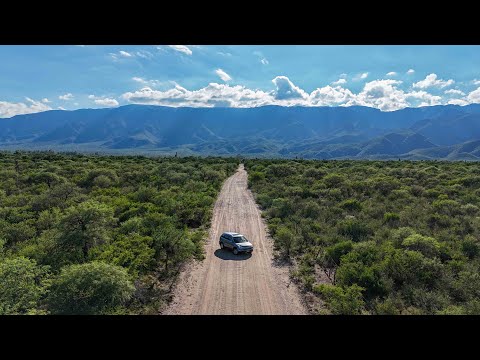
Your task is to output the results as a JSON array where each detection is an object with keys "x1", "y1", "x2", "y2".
[
  {"x1": 245, "y1": 159, "x2": 480, "y2": 315},
  {"x1": 0, "y1": 151, "x2": 238, "y2": 314}
]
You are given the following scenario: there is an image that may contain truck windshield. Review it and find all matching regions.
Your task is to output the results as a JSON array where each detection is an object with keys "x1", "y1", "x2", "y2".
[{"x1": 233, "y1": 236, "x2": 248, "y2": 243}]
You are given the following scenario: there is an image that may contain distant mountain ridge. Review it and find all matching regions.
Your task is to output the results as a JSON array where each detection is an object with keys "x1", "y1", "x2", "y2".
[{"x1": 1, "y1": 104, "x2": 480, "y2": 160}]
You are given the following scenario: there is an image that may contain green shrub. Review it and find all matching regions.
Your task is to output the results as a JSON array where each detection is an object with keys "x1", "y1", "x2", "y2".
[
  {"x1": 0, "y1": 257, "x2": 50, "y2": 315},
  {"x1": 338, "y1": 220, "x2": 372, "y2": 242},
  {"x1": 47, "y1": 262, "x2": 134, "y2": 315},
  {"x1": 341, "y1": 199, "x2": 363, "y2": 212},
  {"x1": 313, "y1": 284, "x2": 365, "y2": 315}
]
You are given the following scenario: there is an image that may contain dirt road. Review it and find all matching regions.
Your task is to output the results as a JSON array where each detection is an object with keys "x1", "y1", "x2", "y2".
[{"x1": 164, "y1": 164, "x2": 306, "y2": 315}]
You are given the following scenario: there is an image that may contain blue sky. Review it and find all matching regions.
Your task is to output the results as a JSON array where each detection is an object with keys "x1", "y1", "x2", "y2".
[{"x1": 1, "y1": 45, "x2": 480, "y2": 117}]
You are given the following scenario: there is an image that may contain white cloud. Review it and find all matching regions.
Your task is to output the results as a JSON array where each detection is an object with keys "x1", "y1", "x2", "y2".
[
  {"x1": 168, "y1": 45, "x2": 192, "y2": 56},
  {"x1": 94, "y1": 98, "x2": 119, "y2": 107},
  {"x1": 132, "y1": 77, "x2": 165, "y2": 87},
  {"x1": 132, "y1": 77, "x2": 146, "y2": 84},
  {"x1": 310, "y1": 85, "x2": 355, "y2": 106},
  {"x1": 57, "y1": 106, "x2": 66, "y2": 110},
  {"x1": 215, "y1": 69, "x2": 232, "y2": 82},
  {"x1": 354, "y1": 72, "x2": 369, "y2": 81},
  {"x1": 448, "y1": 99, "x2": 469, "y2": 106},
  {"x1": 89, "y1": 94, "x2": 119, "y2": 107},
  {"x1": 135, "y1": 50, "x2": 153, "y2": 59},
  {"x1": 407, "y1": 69, "x2": 415, "y2": 75},
  {"x1": 467, "y1": 87, "x2": 480, "y2": 104},
  {"x1": 120, "y1": 75, "x2": 480, "y2": 112},
  {"x1": 122, "y1": 83, "x2": 273, "y2": 108},
  {"x1": 253, "y1": 51, "x2": 269, "y2": 65},
  {"x1": 119, "y1": 50, "x2": 132, "y2": 57},
  {"x1": 41, "y1": 98, "x2": 50, "y2": 103},
  {"x1": 332, "y1": 78, "x2": 347, "y2": 85},
  {"x1": 473, "y1": 79, "x2": 480, "y2": 85},
  {"x1": 386, "y1": 72, "x2": 397, "y2": 76},
  {"x1": 272, "y1": 76, "x2": 309, "y2": 101},
  {"x1": 444, "y1": 89, "x2": 465, "y2": 96},
  {"x1": 0, "y1": 98, "x2": 52, "y2": 118},
  {"x1": 217, "y1": 51, "x2": 232, "y2": 57},
  {"x1": 407, "y1": 90, "x2": 442, "y2": 106},
  {"x1": 413, "y1": 73, "x2": 454, "y2": 89},
  {"x1": 59, "y1": 93, "x2": 74, "y2": 101},
  {"x1": 347, "y1": 79, "x2": 410, "y2": 111},
  {"x1": 340, "y1": 73, "x2": 347, "y2": 79}
]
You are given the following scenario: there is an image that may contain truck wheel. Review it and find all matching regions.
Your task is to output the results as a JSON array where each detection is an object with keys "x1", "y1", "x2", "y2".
[{"x1": 233, "y1": 248, "x2": 238, "y2": 255}]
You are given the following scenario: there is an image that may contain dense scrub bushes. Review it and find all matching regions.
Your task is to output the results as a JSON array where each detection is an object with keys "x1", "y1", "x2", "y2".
[
  {"x1": 245, "y1": 159, "x2": 480, "y2": 315},
  {"x1": 0, "y1": 151, "x2": 238, "y2": 314}
]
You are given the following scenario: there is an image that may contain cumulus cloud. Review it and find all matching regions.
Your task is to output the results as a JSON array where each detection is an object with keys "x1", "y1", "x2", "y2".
[
  {"x1": 413, "y1": 73, "x2": 454, "y2": 89},
  {"x1": 310, "y1": 85, "x2": 355, "y2": 106},
  {"x1": 407, "y1": 69, "x2": 415, "y2": 75},
  {"x1": 260, "y1": 58, "x2": 269, "y2": 65},
  {"x1": 0, "y1": 97, "x2": 52, "y2": 118},
  {"x1": 332, "y1": 78, "x2": 347, "y2": 85},
  {"x1": 168, "y1": 45, "x2": 192, "y2": 55},
  {"x1": 386, "y1": 72, "x2": 397, "y2": 76},
  {"x1": 122, "y1": 83, "x2": 273, "y2": 108},
  {"x1": 467, "y1": 87, "x2": 480, "y2": 104},
  {"x1": 59, "y1": 93, "x2": 74, "y2": 100},
  {"x1": 473, "y1": 79, "x2": 480, "y2": 85},
  {"x1": 119, "y1": 50, "x2": 132, "y2": 57},
  {"x1": 89, "y1": 94, "x2": 119, "y2": 107},
  {"x1": 407, "y1": 90, "x2": 442, "y2": 106},
  {"x1": 94, "y1": 98, "x2": 119, "y2": 107},
  {"x1": 119, "y1": 75, "x2": 479, "y2": 112},
  {"x1": 215, "y1": 68, "x2": 232, "y2": 82},
  {"x1": 347, "y1": 79, "x2": 410, "y2": 111},
  {"x1": 272, "y1": 76, "x2": 309, "y2": 101},
  {"x1": 445, "y1": 89, "x2": 465, "y2": 96},
  {"x1": 41, "y1": 98, "x2": 50, "y2": 103},
  {"x1": 448, "y1": 99, "x2": 469, "y2": 106}
]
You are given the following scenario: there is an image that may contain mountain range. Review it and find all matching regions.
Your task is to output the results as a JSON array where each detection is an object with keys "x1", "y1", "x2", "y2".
[{"x1": 1, "y1": 104, "x2": 480, "y2": 160}]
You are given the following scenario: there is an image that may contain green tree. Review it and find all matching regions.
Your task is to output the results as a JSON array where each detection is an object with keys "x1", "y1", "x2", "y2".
[
  {"x1": 153, "y1": 224, "x2": 195, "y2": 273},
  {"x1": 58, "y1": 200, "x2": 116, "y2": 260},
  {"x1": 47, "y1": 262, "x2": 134, "y2": 315},
  {"x1": 0, "y1": 257, "x2": 50, "y2": 315},
  {"x1": 275, "y1": 226, "x2": 296, "y2": 259},
  {"x1": 92, "y1": 233, "x2": 155, "y2": 277}
]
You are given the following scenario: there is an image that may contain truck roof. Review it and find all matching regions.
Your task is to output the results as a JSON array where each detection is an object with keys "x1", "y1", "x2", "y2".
[{"x1": 223, "y1": 232, "x2": 242, "y2": 236}]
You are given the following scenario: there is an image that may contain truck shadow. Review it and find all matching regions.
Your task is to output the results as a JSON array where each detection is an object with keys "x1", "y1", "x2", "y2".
[{"x1": 214, "y1": 249, "x2": 252, "y2": 261}]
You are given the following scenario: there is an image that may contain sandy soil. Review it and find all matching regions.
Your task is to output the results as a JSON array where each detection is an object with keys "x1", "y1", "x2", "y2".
[{"x1": 163, "y1": 164, "x2": 307, "y2": 315}]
